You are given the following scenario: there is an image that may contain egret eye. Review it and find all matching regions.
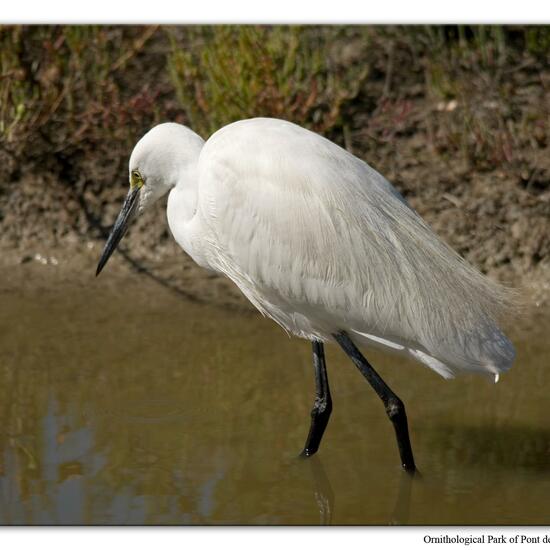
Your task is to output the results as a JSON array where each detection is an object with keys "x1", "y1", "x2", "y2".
[{"x1": 130, "y1": 170, "x2": 143, "y2": 188}]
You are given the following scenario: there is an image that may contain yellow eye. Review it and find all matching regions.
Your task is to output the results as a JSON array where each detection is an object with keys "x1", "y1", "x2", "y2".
[{"x1": 130, "y1": 170, "x2": 143, "y2": 189}]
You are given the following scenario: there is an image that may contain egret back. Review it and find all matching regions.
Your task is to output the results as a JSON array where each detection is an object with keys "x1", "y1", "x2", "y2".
[{"x1": 194, "y1": 118, "x2": 516, "y2": 378}]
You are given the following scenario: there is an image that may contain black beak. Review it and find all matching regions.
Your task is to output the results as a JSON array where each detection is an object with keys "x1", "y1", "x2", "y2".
[{"x1": 96, "y1": 187, "x2": 141, "y2": 276}]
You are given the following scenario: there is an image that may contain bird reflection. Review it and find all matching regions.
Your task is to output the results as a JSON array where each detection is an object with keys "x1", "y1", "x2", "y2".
[
  {"x1": 303, "y1": 454, "x2": 334, "y2": 525},
  {"x1": 389, "y1": 470, "x2": 417, "y2": 525},
  {"x1": 302, "y1": 454, "x2": 419, "y2": 525}
]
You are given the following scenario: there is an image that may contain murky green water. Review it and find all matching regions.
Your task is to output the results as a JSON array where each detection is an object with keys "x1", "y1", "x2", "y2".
[{"x1": 0, "y1": 270, "x2": 549, "y2": 525}]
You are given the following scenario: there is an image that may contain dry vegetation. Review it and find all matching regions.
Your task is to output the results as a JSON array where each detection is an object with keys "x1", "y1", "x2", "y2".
[{"x1": 0, "y1": 25, "x2": 548, "y2": 306}]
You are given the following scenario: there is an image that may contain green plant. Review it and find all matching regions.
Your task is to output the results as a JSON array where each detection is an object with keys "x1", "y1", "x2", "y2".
[
  {"x1": 0, "y1": 25, "x2": 161, "y2": 165},
  {"x1": 524, "y1": 26, "x2": 550, "y2": 57},
  {"x1": 168, "y1": 25, "x2": 368, "y2": 139}
]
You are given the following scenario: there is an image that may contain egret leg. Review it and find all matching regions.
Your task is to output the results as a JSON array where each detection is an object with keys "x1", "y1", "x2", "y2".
[
  {"x1": 334, "y1": 331, "x2": 416, "y2": 473},
  {"x1": 301, "y1": 341, "x2": 333, "y2": 457}
]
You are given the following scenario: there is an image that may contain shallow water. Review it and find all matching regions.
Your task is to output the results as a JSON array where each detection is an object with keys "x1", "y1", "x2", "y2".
[{"x1": 0, "y1": 271, "x2": 549, "y2": 525}]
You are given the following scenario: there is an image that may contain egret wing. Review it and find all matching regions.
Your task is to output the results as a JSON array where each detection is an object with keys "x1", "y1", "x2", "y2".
[{"x1": 197, "y1": 119, "x2": 515, "y2": 378}]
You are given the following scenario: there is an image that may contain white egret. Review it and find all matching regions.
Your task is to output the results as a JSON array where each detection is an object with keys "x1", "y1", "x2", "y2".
[{"x1": 96, "y1": 118, "x2": 516, "y2": 472}]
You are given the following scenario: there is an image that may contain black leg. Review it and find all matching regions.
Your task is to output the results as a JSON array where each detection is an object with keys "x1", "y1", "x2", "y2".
[
  {"x1": 301, "y1": 341, "x2": 333, "y2": 457},
  {"x1": 334, "y1": 331, "x2": 416, "y2": 472}
]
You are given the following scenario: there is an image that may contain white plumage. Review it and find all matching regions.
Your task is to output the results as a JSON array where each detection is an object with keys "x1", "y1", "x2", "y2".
[{"x1": 128, "y1": 118, "x2": 516, "y2": 380}]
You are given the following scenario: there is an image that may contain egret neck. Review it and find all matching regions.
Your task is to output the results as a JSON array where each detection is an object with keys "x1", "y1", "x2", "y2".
[{"x1": 166, "y1": 140, "x2": 210, "y2": 270}]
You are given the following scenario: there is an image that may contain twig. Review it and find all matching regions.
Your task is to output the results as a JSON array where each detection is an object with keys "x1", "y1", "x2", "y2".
[
  {"x1": 382, "y1": 42, "x2": 395, "y2": 98},
  {"x1": 110, "y1": 25, "x2": 160, "y2": 74},
  {"x1": 442, "y1": 193, "x2": 463, "y2": 208}
]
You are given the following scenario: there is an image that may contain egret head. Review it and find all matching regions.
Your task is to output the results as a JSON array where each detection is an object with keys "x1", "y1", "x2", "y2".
[{"x1": 96, "y1": 123, "x2": 204, "y2": 276}]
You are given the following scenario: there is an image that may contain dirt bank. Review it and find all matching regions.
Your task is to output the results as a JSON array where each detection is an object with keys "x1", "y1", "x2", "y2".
[{"x1": 0, "y1": 147, "x2": 547, "y2": 315}]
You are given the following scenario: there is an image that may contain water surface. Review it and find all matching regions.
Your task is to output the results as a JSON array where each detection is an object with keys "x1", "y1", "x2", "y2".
[{"x1": 0, "y1": 271, "x2": 548, "y2": 524}]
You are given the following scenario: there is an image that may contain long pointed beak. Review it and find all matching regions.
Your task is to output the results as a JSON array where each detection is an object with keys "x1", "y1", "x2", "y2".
[{"x1": 96, "y1": 187, "x2": 141, "y2": 276}]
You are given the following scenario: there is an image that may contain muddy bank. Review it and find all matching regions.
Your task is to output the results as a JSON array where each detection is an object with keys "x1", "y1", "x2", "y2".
[
  {"x1": 1, "y1": 123, "x2": 548, "y2": 313},
  {"x1": 0, "y1": 163, "x2": 548, "y2": 315}
]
